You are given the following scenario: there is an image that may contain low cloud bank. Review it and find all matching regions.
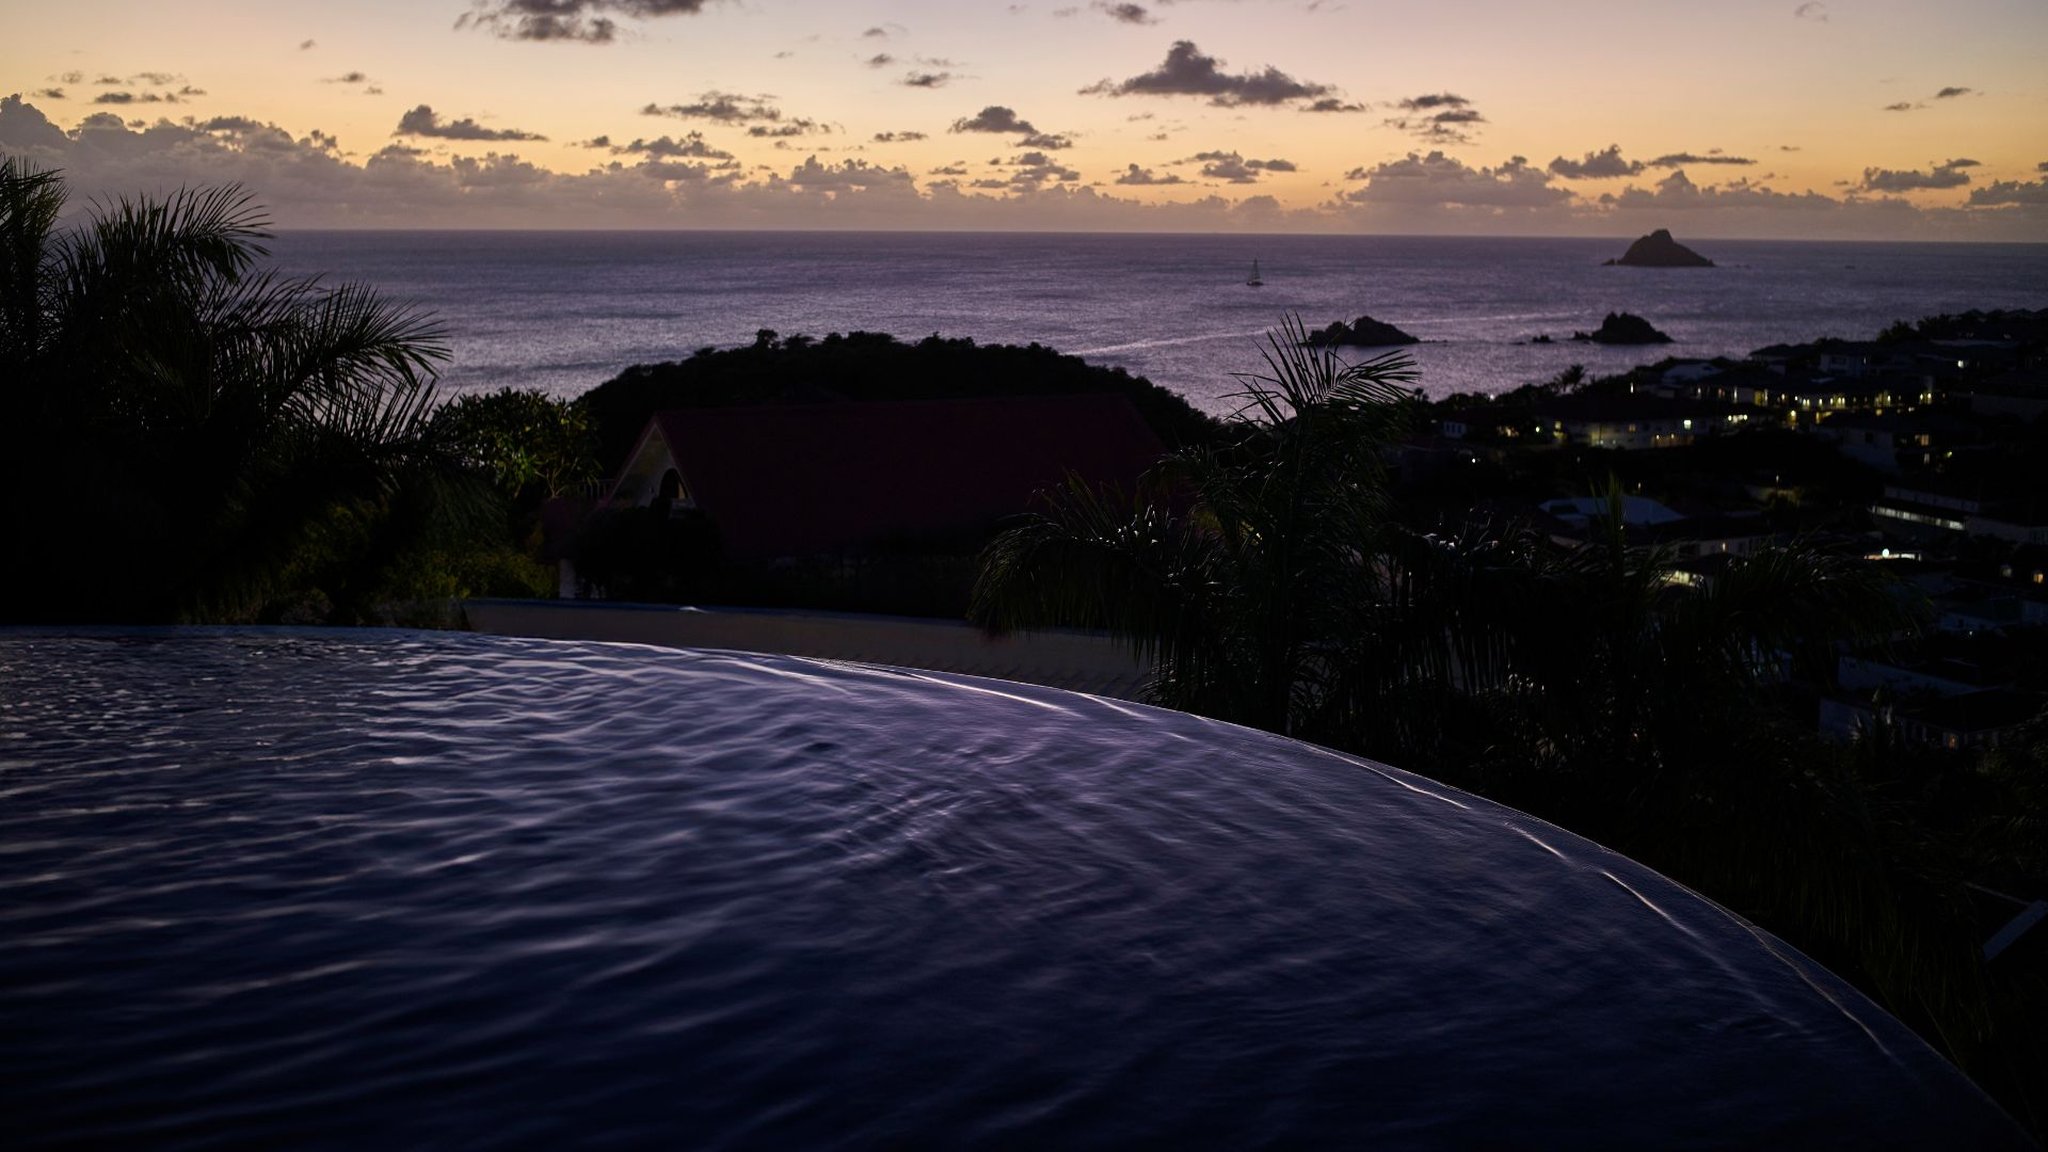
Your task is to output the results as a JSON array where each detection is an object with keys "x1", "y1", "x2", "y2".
[{"x1": 2, "y1": 96, "x2": 2041, "y2": 238}]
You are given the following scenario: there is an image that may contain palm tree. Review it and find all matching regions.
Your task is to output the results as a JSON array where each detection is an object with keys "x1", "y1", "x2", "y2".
[
  {"x1": 1, "y1": 156, "x2": 452, "y2": 622},
  {"x1": 972, "y1": 315, "x2": 1421, "y2": 733}
]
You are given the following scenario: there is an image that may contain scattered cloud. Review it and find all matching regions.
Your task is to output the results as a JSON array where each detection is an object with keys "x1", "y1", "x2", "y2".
[
  {"x1": 747, "y1": 121, "x2": 826, "y2": 138},
  {"x1": 1600, "y1": 169, "x2": 1844, "y2": 215},
  {"x1": 197, "y1": 115, "x2": 263, "y2": 133},
  {"x1": 642, "y1": 92, "x2": 794, "y2": 126},
  {"x1": 1548, "y1": 144, "x2": 1643, "y2": 179},
  {"x1": 903, "y1": 72, "x2": 953, "y2": 88},
  {"x1": 979, "y1": 150, "x2": 1082, "y2": 190},
  {"x1": 33, "y1": 88, "x2": 66, "y2": 101},
  {"x1": 1884, "y1": 86, "x2": 1977, "y2": 113},
  {"x1": 866, "y1": 53, "x2": 895, "y2": 68},
  {"x1": 1394, "y1": 93, "x2": 1468, "y2": 111},
  {"x1": 298, "y1": 39, "x2": 316, "y2": 50},
  {"x1": 1341, "y1": 151, "x2": 1566, "y2": 209},
  {"x1": 1793, "y1": 2, "x2": 1828, "y2": 20},
  {"x1": 1094, "y1": 2, "x2": 1156, "y2": 23},
  {"x1": 394, "y1": 104, "x2": 547, "y2": 141},
  {"x1": 782, "y1": 155, "x2": 915, "y2": 193},
  {"x1": 1301, "y1": 98, "x2": 1367, "y2": 113},
  {"x1": 951, "y1": 105, "x2": 1038, "y2": 134},
  {"x1": 1646, "y1": 152, "x2": 1755, "y2": 168},
  {"x1": 1860, "y1": 158, "x2": 1975, "y2": 192},
  {"x1": 1384, "y1": 93, "x2": 1485, "y2": 144},
  {"x1": 1021, "y1": 132, "x2": 1073, "y2": 150},
  {"x1": 458, "y1": 0, "x2": 719, "y2": 43},
  {"x1": 613, "y1": 133, "x2": 733, "y2": 161},
  {"x1": 1115, "y1": 163, "x2": 1184, "y2": 185},
  {"x1": 1081, "y1": 40, "x2": 1334, "y2": 107},
  {"x1": 872, "y1": 130, "x2": 928, "y2": 143},
  {"x1": 1969, "y1": 179, "x2": 2048, "y2": 207},
  {"x1": 1185, "y1": 149, "x2": 1296, "y2": 183},
  {"x1": 325, "y1": 72, "x2": 370, "y2": 85}
]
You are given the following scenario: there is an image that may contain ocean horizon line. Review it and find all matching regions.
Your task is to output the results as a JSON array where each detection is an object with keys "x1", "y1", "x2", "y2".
[{"x1": 259, "y1": 226, "x2": 2048, "y2": 248}]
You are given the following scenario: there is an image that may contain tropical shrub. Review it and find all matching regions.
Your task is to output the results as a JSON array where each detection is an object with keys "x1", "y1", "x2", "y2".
[{"x1": 1, "y1": 156, "x2": 457, "y2": 622}]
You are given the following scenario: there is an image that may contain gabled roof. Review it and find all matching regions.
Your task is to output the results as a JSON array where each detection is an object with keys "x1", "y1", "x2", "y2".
[{"x1": 647, "y1": 394, "x2": 1166, "y2": 561}]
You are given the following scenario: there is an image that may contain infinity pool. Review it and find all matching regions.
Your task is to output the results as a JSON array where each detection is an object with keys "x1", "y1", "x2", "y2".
[{"x1": 0, "y1": 631, "x2": 2026, "y2": 1148}]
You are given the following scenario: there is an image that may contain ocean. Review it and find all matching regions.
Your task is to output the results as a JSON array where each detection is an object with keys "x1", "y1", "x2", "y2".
[{"x1": 268, "y1": 231, "x2": 2048, "y2": 416}]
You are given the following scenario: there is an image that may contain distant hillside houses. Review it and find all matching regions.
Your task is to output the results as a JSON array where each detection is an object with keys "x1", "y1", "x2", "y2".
[
  {"x1": 1437, "y1": 308, "x2": 2044, "y2": 457},
  {"x1": 1534, "y1": 496, "x2": 1781, "y2": 561}
]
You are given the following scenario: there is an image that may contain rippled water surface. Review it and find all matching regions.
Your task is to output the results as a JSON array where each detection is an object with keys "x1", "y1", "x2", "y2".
[{"x1": 0, "y1": 631, "x2": 2027, "y2": 1149}]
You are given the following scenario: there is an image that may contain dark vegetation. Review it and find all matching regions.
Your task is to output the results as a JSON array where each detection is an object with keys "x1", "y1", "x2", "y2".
[
  {"x1": 0, "y1": 159, "x2": 571, "y2": 623},
  {"x1": 566, "y1": 329, "x2": 1219, "y2": 616},
  {"x1": 973, "y1": 320, "x2": 2048, "y2": 1138},
  {"x1": 580, "y1": 327, "x2": 1220, "y2": 471}
]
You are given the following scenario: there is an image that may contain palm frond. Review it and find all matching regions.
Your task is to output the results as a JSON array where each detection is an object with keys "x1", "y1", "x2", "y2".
[
  {"x1": 0, "y1": 157, "x2": 66, "y2": 370},
  {"x1": 972, "y1": 471, "x2": 1225, "y2": 687}
]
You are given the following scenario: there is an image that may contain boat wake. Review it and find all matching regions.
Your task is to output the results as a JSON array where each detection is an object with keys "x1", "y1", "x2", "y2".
[{"x1": 1076, "y1": 328, "x2": 1271, "y2": 356}]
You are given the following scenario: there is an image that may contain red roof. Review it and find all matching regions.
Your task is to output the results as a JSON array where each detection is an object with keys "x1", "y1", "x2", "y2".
[{"x1": 650, "y1": 394, "x2": 1166, "y2": 561}]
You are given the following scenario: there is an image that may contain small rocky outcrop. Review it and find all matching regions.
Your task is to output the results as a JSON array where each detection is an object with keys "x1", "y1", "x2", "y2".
[
  {"x1": 1604, "y1": 229, "x2": 1714, "y2": 268},
  {"x1": 1572, "y1": 312, "x2": 1673, "y2": 345},
  {"x1": 1303, "y1": 315, "x2": 1420, "y2": 348}
]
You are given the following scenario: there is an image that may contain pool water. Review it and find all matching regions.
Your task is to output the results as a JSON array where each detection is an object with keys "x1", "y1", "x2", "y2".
[{"x1": 0, "y1": 631, "x2": 2027, "y2": 1148}]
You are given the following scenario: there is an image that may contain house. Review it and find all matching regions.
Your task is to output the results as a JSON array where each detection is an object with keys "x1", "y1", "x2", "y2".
[
  {"x1": 1869, "y1": 480, "x2": 1981, "y2": 538},
  {"x1": 1535, "y1": 497, "x2": 1777, "y2": 558},
  {"x1": 1648, "y1": 360, "x2": 1725, "y2": 399},
  {"x1": 600, "y1": 393, "x2": 1167, "y2": 563},
  {"x1": 1438, "y1": 407, "x2": 1543, "y2": 442},
  {"x1": 1809, "y1": 412, "x2": 1940, "y2": 473},
  {"x1": 1781, "y1": 374, "x2": 1912, "y2": 421},
  {"x1": 1533, "y1": 394, "x2": 1747, "y2": 450}
]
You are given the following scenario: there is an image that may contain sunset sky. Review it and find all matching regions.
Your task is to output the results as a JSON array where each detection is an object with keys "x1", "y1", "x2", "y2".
[{"x1": 3, "y1": 0, "x2": 2045, "y2": 237}]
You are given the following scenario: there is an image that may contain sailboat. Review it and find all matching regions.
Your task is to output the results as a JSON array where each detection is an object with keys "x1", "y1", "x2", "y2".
[{"x1": 1246, "y1": 259, "x2": 1264, "y2": 287}]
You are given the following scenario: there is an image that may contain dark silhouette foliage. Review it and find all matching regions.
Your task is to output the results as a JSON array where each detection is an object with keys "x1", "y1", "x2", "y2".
[
  {"x1": 0, "y1": 157, "x2": 467, "y2": 622},
  {"x1": 578, "y1": 328, "x2": 1222, "y2": 473}
]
